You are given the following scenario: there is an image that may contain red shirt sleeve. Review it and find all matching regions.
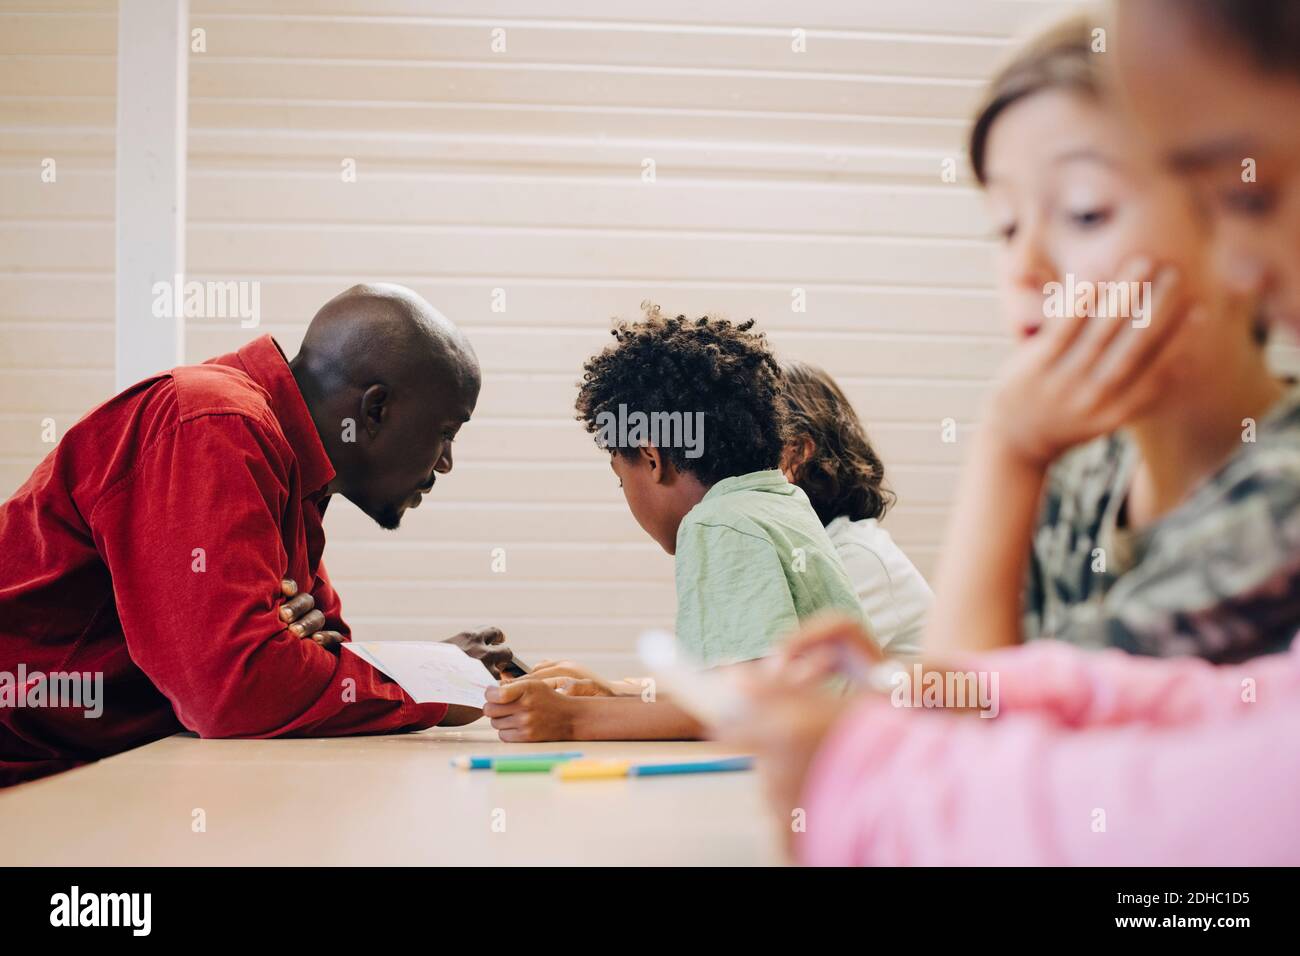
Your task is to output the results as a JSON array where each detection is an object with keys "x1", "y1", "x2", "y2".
[
  {"x1": 310, "y1": 559, "x2": 352, "y2": 640},
  {"x1": 89, "y1": 412, "x2": 447, "y2": 738}
]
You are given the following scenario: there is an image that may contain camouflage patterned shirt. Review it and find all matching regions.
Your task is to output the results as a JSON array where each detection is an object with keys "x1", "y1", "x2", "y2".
[{"x1": 1023, "y1": 386, "x2": 1300, "y2": 663}]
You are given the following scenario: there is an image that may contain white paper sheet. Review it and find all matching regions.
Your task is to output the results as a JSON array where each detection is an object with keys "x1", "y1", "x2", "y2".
[{"x1": 343, "y1": 641, "x2": 496, "y2": 708}]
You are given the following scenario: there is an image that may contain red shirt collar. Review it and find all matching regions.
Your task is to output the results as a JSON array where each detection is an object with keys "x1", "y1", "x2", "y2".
[{"x1": 213, "y1": 335, "x2": 336, "y2": 498}]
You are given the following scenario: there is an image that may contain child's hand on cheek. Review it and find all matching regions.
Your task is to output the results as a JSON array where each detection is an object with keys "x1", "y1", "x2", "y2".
[
  {"x1": 483, "y1": 679, "x2": 579, "y2": 742},
  {"x1": 988, "y1": 259, "x2": 1196, "y2": 468}
]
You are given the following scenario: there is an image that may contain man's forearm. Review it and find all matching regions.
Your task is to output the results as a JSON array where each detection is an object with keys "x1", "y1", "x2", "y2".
[
  {"x1": 440, "y1": 704, "x2": 484, "y2": 726},
  {"x1": 570, "y1": 696, "x2": 706, "y2": 741}
]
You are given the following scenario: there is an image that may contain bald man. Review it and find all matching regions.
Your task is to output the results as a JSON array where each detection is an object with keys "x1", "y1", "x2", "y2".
[{"x1": 0, "y1": 284, "x2": 509, "y2": 787}]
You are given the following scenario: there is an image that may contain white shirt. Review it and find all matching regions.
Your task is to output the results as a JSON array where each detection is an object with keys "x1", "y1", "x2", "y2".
[{"x1": 824, "y1": 515, "x2": 933, "y2": 658}]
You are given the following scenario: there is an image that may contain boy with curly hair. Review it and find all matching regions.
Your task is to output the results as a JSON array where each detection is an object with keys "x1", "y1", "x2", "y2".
[{"x1": 481, "y1": 306, "x2": 863, "y2": 741}]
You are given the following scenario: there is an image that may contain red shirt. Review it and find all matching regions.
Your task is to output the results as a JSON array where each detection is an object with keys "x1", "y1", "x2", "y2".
[{"x1": 0, "y1": 335, "x2": 447, "y2": 787}]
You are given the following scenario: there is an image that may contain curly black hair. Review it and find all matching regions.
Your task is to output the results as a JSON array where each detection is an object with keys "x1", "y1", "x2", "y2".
[{"x1": 575, "y1": 304, "x2": 787, "y2": 487}]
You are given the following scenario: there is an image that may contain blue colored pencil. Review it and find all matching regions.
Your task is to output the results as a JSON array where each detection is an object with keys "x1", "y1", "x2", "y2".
[
  {"x1": 629, "y1": 756, "x2": 754, "y2": 776},
  {"x1": 557, "y1": 755, "x2": 754, "y2": 780}
]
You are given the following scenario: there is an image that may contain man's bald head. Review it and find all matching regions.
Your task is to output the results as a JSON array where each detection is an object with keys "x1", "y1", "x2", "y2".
[
  {"x1": 290, "y1": 283, "x2": 481, "y2": 530},
  {"x1": 297, "y1": 283, "x2": 480, "y2": 398}
]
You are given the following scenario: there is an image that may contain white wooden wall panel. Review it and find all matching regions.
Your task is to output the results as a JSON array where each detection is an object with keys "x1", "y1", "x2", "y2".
[
  {"x1": 0, "y1": 0, "x2": 117, "y2": 510},
  {"x1": 4, "y1": 0, "x2": 1128, "y2": 675},
  {"x1": 175, "y1": 0, "x2": 1080, "y2": 671}
]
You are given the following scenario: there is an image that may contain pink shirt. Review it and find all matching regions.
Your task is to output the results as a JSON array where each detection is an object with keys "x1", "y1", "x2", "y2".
[{"x1": 799, "y1": 640, "x2": 1300, "y2": 865}]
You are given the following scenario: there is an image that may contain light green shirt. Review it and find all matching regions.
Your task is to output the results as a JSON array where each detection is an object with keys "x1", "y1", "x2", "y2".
[{"x1": 673, "y1": 470, "x2": 864, "y2": 667}]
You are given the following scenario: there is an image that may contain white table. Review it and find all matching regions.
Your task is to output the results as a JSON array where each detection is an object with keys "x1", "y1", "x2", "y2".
[{"x1": 0, "y1": 723, "x2": 784, "y2": 865}]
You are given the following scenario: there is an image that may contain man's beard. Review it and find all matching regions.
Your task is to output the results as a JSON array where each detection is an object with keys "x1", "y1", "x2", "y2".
[{"x1": 370, "y1": 501, "x2": 403, "y2": 531}]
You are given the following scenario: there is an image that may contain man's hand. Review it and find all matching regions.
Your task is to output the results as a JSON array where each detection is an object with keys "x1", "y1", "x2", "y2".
[
  {"x1": 443, "y1": 626, "x2": 514, "y2": 678},
  {"x1": 439, "y1": 704, "x2": 485, "y2": 726},
  {"x1": 278, "y1": 578, "x2": 345, "y2": 652},
  {"x1": 482, "y1": 680, "x2": 579, "y2": 742}
]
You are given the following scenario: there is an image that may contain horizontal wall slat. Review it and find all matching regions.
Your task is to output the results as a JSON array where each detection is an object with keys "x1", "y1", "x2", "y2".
[
  {"x1": 186, "y1": 1, "x2": 1077, "y2": 39},
  {"x1": 0, "y1": 12, "x2": 1018, "y2": 81},
  {"x1": 6, "y1": 220, "x2": 999, "y2": 283},
  {"x1": 188, "y1": 98, "x2": 972, "y2": 156},
  {"x1": 184, "y1": 59, "x2": 986, "y2": 120},
  {"x1": 185, "y1": 171, "x2": 989, "y2": 237},
  {"x1": 189, "y1": 16, "x2": 1012, "y2": 79},
  {"x1": 182, "y1": 324, "x2": 1010, "y2": 378},
  {"x1": 181, "y1": 225, "x2": 998, "y2": 285},
  {"x1": 0, "y1": 273, "x2": 1002, "y2": 332}
]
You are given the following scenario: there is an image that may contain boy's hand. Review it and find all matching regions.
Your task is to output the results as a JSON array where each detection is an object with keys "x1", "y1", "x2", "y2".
[
  {"x1": 543, "y1": 677, "x2": 609, "y2": 697},
  {"x1": 521, "y1": 659, "x2": 602, "y2": 683},
  {"x1": 278, "y1": 578, "x2": 345, "y2": 652},
  {"x1": 443, "y1": 626, "x2": 514, "y2": 678},
  {"x1": 539, "y1": 675, "x2": 650, "y2": 698},
  {"x1": 482, "y1": 680, "x2": 578, "y2": 742},
  {"x1": 987, "y1": 260, "x2": 1195, "y2": 468},
  {"x1": 507, "y1": 660, "x2": 637, "y2": 697}
]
